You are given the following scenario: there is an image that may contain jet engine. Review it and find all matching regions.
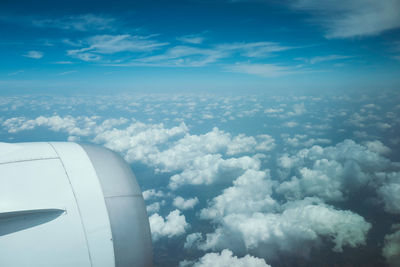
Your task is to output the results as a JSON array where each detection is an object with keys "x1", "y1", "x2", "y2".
[{"x1": 0, "y1": 142, "x2": 153, "y2": 267}]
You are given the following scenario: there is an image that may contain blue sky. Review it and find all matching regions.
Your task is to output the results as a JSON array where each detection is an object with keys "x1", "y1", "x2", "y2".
[{"x1": 1, "y1": 0, "x2": 400, "y2": 93}]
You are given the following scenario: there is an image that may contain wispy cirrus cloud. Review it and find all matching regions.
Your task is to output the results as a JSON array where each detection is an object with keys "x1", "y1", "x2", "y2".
[
  {"x1": 53, "y1": 61, "x2": 74, "y2": 64},
  {"x1": 32, "y1": 14, "x2": 115, "y2": 31},
  {"x1": 7, "y1": 70, "x2": 24, "y2": 76},
  {"x1": 58, "y1": 70, "x2": 77, "y2": 76},
  {"x1": 177, "y1": 33, "x2": 206, "y2": 44},
  {"x1": 226, "y1": 63, "x2": 299, "y2": 77},
  {"x1": 291, "y1": 0, "x2": 400, "y2": 38},
  {"x1": 216, "y1": 42, "x2": 294, "y2": 58},
  {"x1": 67, "y1": 34, "x2": 169, "y2": 62},
  {"x1": 23, "y1": 50, "x2": 43, "y2": 59},
  {"x1": 119, "y1": 45, "x2": 227, "y2": 67},
  {"x1": 108, "y1": 41, "x2": 295, "y2": 67},
  {"x1": 296, "y1": 54, "x2": 353, "y2": 64}
]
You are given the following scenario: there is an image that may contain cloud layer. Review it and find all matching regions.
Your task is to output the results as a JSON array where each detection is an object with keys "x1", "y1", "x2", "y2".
[
  {"x1": 180, "y1": 249, "x2": 271, "y2": 267},
  {"x1": 1, "y1": 92, "x2": 400, "y2": 266}
]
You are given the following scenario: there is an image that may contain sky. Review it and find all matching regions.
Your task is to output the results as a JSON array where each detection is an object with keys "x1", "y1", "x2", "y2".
[
  {"x1": 1, "y1": 1, "x2": 400, "y2": 267},
  {"x1": 1, "y1": 0, "x2": 400, "y2": 93}
]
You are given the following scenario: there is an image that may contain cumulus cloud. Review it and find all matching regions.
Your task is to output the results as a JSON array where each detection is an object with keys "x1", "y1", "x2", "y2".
[
  {"x1": 2, "y1": 116, "x2": 273, "y2": 189},
  {"x1": 276, "y1": 139, "x2": 396, "y2": 202},
  {"x1": 283, "y1": 134, "x2": 331, "y2": 147},
  {"x1": 195, "y1": 138, "x2": 400, "y2": 260},
  {"x1": 168, "y1": 155, "x2": 261, "y2": 189},
  {"x1": 142, "y1": 189, "x2": 166, "y2": 201},
  {"x1": 2, "y1": 94, "x2": 400, "y2": 266},
  {"x1": 180, "y1": 249, "x2": 271, "y2": 267},
  {"x1": 96, "y1": 124, "x2": 268, "y2": 189},
  {"x1": 291, "y1": 0, "x2": 400, "y2": 38},
  {"x1": 383, "y1": 224, "x2": 400, "y2": 267},
  {"x1": 173, "y1": 196, "x2": 199, "y2": 210},
  {"x1": 2, "y1": 115, "x2": 127, "y2": 137},
  {"x1": 149, "y1": 209, "x2": 189, "y2": 241},
  {"x1": 283, "y1": 121, "x2": 298, "y2": 128},
  {"x1": 199, "y1": 198, "x2": 371, "y2": 258},
  {"x1": 377, "y1": 172, "x2": 400, "y2": 214},
  {"x1": 184, "y1": 232, "x2": 203, "y2": 249},
  {"x1": 364, "y1": 140, "x2": 391, "y2": 155},
  {"x1": 264, "y1": 108, "x2": 284, "y2": 114},
  {"x1": 200, "y1": 169, "x2": 276, "y2": 219},
  {"x1": 146, "y1": 202, "x2": 161, "y2": 214}
]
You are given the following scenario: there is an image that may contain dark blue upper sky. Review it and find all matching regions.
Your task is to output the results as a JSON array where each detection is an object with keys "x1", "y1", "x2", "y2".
[{"x1": 1, "y1": 0, "x2": 400, "y2": 93}]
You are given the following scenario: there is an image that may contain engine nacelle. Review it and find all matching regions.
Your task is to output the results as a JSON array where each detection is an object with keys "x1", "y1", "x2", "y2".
[{"x1": 0, "y1": 142, "x2": 153, "y2": 267}]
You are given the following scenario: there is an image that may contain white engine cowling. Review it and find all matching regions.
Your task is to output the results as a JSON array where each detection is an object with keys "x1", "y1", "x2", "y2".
[{"x1": 0, "y1": 142, "x2": 153, "y2": 267}]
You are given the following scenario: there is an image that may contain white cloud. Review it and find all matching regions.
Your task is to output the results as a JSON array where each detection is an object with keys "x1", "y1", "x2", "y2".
[
  {"x1": 95, "y1": 124, "x2": 271, "y2": 189},
  {"x1": 298, "y1": 55, "x2": 352, "y2": 64},
  {"x1": 32, "y1": 14, "x2": 115, "y2": 31},
  {"x1": 146, "y1": 202, "x2": 161, "y2": 214},
  {"x1": 2, "y1": 116, "x2": 127, "y2": 136},
  {"x1": 184, "y1": 232, "x2": 203, "y2": 249},
  {"x1": 383, "y1": 224, "x2": 400, "y2": 267},
  {"x1": 8, "y1": 70, "x2": 24, "y2": 76},
  {"x1": 94, "y1": 121, "x2": 188, "y2": 161},
  {"x1": 114, "y1": 41, "x2": 294, "y2": 67},
  {"x1": 283, "y1": 134, "x2": 331, "y2": 147},
  {"x1": 142, "y1": 189, "x2": 166, "y2": 201},
  {"x1": 53, "y1": 61, "x2": 74, "y2": 64},
  {"x1": 180, "y1": 249, "x2": 271, "y2": 267},
  {"x1": 364, "y1": 140, "x2": 391, "y2": 155},
  {"x1": 378, "y1": 172, "x2": 400, "y2": 214},
  {"x1": 199, "y1": 198, "x2": 371, "y2": 258},
  {"x1": 276, "y1": 140, "x2": 395, "y2": 202},
  {"x1": 264, "y1": 108, "x2": 284, "y2": 114},
  {"x1": 226, "y1": 63, "x2": 296, "y2": 77},
  {"x1": 283, "y1": 121, "x2": 298, "y2": 127},
  {"x1": 23, "y1": 50, "x2": 43, "y2": 59},
  {"x1": 3, "y1": 116, "x2": 272, "y2": 190},
  {"x1": 122, "y1": 45, "x2": 228, "y2": 67},
  {"x1": 58, "y1": 70, "x2": 77, "y2": 75},
  {"x1": 216, "y1": 42, "x2": 293, "y2": 58},
  {"x1": 291, "y1": 0, "x2": 400, "y2": 38},
  {"x1": 200, "y1": 169, "x2": 277, "y2": 219},
  {"x1": 168, "y1": 155, "x2": 261, "y2": 189},
  {"x1": 149, "y1": 209, "x2": 189, "y2": 241},
  {"x1": 194, "y1": 138, "x2": 400, "y2": 259},
  {"x1": 177, "y1": 34, "x2": 205, "y2": 44},
  {"x1": 286, "y1": 103, "x2": 306, "y2": 116},
  {"x1": 173, "y1": 196, "x2": 199, "y2": 210},
  {"x1": 68, "y1": 34, "x2": 169, "y2": 61}
]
